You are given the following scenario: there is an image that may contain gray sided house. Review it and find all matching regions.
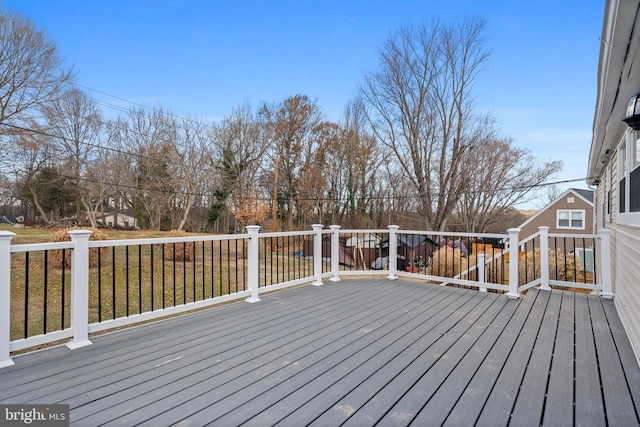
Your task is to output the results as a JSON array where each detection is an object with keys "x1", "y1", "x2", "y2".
[
  {"x1": 588, "y1": 0, "x2": 640, "y2": 361},
  {"x1": 518, "y1": 188, "x2": 595, "y2": 248}
]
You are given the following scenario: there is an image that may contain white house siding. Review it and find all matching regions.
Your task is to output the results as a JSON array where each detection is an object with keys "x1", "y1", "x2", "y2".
[
  {"x1": 589, "y1": 0, "x2": 640, "y2": 364},
  {"x1": 609, "y1": 223, "x2": 640, "y2": 361}
]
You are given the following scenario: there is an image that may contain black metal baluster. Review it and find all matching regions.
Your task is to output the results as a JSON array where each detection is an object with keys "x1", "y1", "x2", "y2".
[
  {"x1": 593, "y1": 237, "x2": 598, "y2": 285},
  {"x1": 126, "y1": 246, "x2": 130, "y2": 316},
  {"x1": 172, "y1": 243, "x2": 177, "y2": 306},
  {"x1": 112, "y1": 246, "x2": 116, "y2": 319},
  {"x1": 44, "y1": 251, "x2": 48, "y2": 333},
  {"x1": 218, "y1": 240, "x2": 223, "y2": 295},
  {"x1": 235, "y1": 239, "x2": 239, "y2": 293},
  {"x1": 150, "y1": 244, "x2": 154, "y2": 312},
  {"x1": 227, "y1": 239, "x2": 231, "y2": 295},
  {"x1": 24, "y1": 252, "x2": 29, "y2": 338},
  {"x1": 242, "y1": 238, "x2": 247, "y2": 290},
  {"x1": 61, "y1": 250, "x2": 66, "y2": 329},
  {"x1": 210, "y1": 240, "x2": 214, "y2": 298},
  {"x1": 182, "y1": 242, "x2": 186, "y2": 304},
  {"x1": 192, "y1": 242, "x2": 196, "y2": 301},
  {"x1": 97, "y1": 248, "x2": 101, "y2": 322},
  {"x1": 162, "y1": 244, "x2": 166, "y2": 309},
  {"x1": 138, "y1": 245, "x2": 142, "y2": 314},
  {"x1": 201, "y1": 242, "x2": 205, "y2": 300}
]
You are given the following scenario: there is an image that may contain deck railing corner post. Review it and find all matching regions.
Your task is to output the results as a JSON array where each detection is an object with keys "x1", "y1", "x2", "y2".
[
  {"x1": 311, "y1": 224, "x2": 324, "y2": 286},
  {"x1": 0, "y1": 231, "x2": 16, "y2": 368},
  {"x1": 66, "y1": 229, "x2": 93, "y2": 350},
  {"x1": 507, "y1": 228, "x2": 520, "y2": 299},
  {"x1": 539, "y1": 226, "x2": 551, "y2": 291},
  {"x1": 599, "y1": 229, "x2": 614, "y2": 299},
  {"x1": 388, "y1": 225, "x2": 399, "y2": 280},
  {"x1": 329, "y1": 225, "x2": 341, "y2": 282},
  {"x1": 245, "y1": 225, "x2": 261, "y2": 303}
]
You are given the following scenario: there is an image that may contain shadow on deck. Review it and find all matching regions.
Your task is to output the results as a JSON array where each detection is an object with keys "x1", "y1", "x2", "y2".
[{"x1": 1, "y1": 279, "x2": 639, "y2": 426}]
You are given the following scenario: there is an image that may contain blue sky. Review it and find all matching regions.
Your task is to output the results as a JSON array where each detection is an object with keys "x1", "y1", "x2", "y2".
[{"x1": 5, "y1": 0, "x2": 604, "y2": 205}]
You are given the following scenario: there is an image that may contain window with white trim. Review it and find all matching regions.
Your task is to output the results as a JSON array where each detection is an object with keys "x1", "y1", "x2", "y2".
[
  {"x1": 557, "y1": 209, "x2": 585, "y2": 230},
  {"x1": 617, "y1": 129, "x2": 640, "y2": 226}
]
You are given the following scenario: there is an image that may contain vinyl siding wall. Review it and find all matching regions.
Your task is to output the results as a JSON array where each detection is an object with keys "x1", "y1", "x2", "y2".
[
  {"x1": 609, "y1": 222, "x2": 640, "y2": 361},
  {"x1": 595, "y1": 148, "x2": 640, "y2": 361}
]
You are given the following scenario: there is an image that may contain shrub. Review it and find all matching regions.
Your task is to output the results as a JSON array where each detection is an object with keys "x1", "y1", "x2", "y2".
[
  {"x1": 164, "y1": 229, "x2": 194, "y2": 261},
  {"x1": 427, "y1": 246, "x2": 477, "y2": 281},
  {"x1": 49, "y1": 227, "x2": 108, "y2": 269},
  {"x1": 519, "y1": 248, "x2": 579, "y2": 284}
]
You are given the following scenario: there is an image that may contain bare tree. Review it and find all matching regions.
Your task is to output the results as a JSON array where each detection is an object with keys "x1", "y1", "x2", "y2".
[
  {"x1": 537, "y1": 184, "x2": 564, "y2": 209},
  {"x1": 42, "y1": 88, "x2": 102, "y2": 219},
  {"x1": 7, "y1": 122, "x2": 57, "y2": 224},
  {"x1": 208, "y1": 104, "x2": 268, "y2": 231},
  {"x1": 259, "y1": 95, "x2": 323, "y2": 230},
  {"x1": 456, "y1": 116, "x2": 563, "y2": 232},
  {"x1": 0, "y1": 5, "x2": 73, "y2": 126},
  {"x1": 361, "y1": 16, "x2": 491, "y2": 230},
  {"x1": 172, "y1": 116, "x2": 214, "y2": 230}
]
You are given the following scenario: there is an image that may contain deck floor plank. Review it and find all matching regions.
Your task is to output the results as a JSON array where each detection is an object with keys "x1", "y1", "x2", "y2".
[
  {"x1": 78, "y1": 280, "x2": 433, "y2": 425},
  {"x1": 4, "y1": 280, "x2": 381, "y2": 403},
  {"x1": 474, "y1": 287, "x2": 552, "y2": 427},
  {"x1": 575, "y1": 292, "x2": 606, "y2": 426},
  {"x1": 602, "y1": 297, "x2": 640, "y2": 411},
  {"x1": 254, "y1": 292, "x2": 502, "y2": 427},
  {"x1": 589, "y1": 293, "x2": 639, "y2": 425},
  {"x1": 137, "y1": 287, "x2": 476, "y2": 427},
  {"x1": 0, "y1": 279, "x2": 638, "y2": 427},
  {"x1": 509, "y1": 289, "x2": 563, "y2": 426},
  {"x1": 408, "y1": 294, "x2": 522, "y2": 426},
  {"x1": 375, "y1": 293, "x2": 507, "y2": 426},
  {"x1": 542, "y1": 291, "x2": 576, "y2": 427},
  {"x1": 442, "y1": 288, "x2": 543, "y2": 426}
]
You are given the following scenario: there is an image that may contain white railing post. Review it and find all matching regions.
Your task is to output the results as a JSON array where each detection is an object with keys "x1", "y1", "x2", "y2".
[
  {"x1": 599, "y1": 229, "x2": 614, "y2": 299},
  {"x1": 311, "y1": 224, "x2": 324, "y2": 286},
  {"x1": 539, "y1": 226, "x2": 551, "y2": 291},
  {"x1": 507, "y1": 228, "x2": 520, "y2": 299},
  {"x1": 388, "y1": 225, "x2": 399, "y2": 280},
  {"x1": 245, "y1": 225, "x2": 261, "y2": 303},
  {"x1": 0, "y1": 231, "x2": 16, "y2": 368},
  {"x1": 329, "y1": 225, "x2": 341, "y2": 282},
  {"x1": 478, "y1": 253, "x2": 487, "y2": 293},
  {"x1": 66, "y1": 230, "x2": 93, "y2": 350}
]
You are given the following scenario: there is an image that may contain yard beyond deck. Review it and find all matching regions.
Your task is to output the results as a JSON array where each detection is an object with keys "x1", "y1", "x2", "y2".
[{"x1": 1, "y1": 279, "x2": 639, "y2": 426}]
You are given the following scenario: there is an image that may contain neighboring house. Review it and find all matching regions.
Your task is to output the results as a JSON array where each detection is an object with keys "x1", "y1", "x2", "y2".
[
  {"x1": 518, "y1": 188, "x2": 595, "y2": 247},
  {"x1": 588, "y1": 0, "x2": 640, "y2": 360},
  {"x1": 99, "y1": 213, "x2": 139, "y2": 229}
]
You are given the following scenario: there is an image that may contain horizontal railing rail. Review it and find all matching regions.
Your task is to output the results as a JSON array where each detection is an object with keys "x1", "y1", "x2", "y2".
[{"x1": 0, "y1": 224, "x2": 612, "y2": 368}]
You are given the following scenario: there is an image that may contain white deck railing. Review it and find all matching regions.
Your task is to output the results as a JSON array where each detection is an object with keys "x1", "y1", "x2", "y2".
[{"x1": 0, "y1": 225, "x2": 612, "y2": 368}]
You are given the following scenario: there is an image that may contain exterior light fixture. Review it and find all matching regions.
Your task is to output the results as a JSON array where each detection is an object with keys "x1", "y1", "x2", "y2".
[{"x1": 623, "y1": 92, "x2": 640, "y2": 129}]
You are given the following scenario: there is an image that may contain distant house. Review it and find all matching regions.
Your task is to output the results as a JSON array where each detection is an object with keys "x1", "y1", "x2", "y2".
[
  {"x1": 99, "y1": 213, "x2": 139, "y2": 229},
  {"x1": 517, "y1": 188, "x2": 595, "y2": 243},
  {"x1": 588, "y1": 0, "x2": 640, "y2": 360}
]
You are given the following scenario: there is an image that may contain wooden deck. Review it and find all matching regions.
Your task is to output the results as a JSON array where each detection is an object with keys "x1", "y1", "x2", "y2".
[{"x1": 1, "y1": 279, "x2": 639, "y2": 426}]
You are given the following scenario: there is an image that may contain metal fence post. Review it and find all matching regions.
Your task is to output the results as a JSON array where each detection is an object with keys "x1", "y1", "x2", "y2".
[
  {"x1": 245, "y1": 225, "x2": 261, "y2": 303},
  {"x1": 599, "y1": 229, "x2": 614, "y2": 299},
  {"x1": 388, "y1": 225, "x2": 399, "y2": 280},
  {"x1": 0, "y1": 231, "x2": 16, "y2": 368},
  {"x1": 311, "y1": 224, "x2": 324, "y2": 286},
  {"x1": 507, "y1": 228, "x2": 520, "y2": 299},
  {"x1": 539, "y1": 226, "x2": 551, "y2": 291},
  {"x1": 478, "y1": 253, "x2": 487, "y2": 293},
  {"x1": 329, "y1": 225, "x2": 341, "y2": 282},
  {"x1": 66, "y1": 230, "x2": 93, "y2": 350}
]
